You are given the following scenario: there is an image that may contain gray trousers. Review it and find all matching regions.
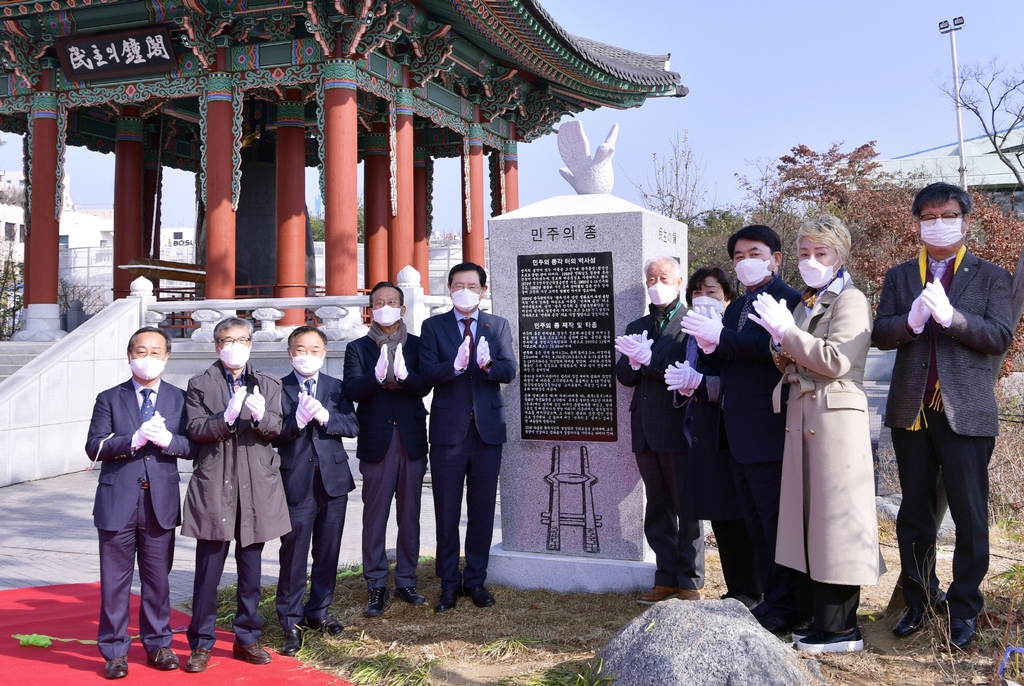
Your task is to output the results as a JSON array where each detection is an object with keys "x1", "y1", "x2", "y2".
[{"x1": 361, "y1": 426, "x2": 427, "y2": 589}]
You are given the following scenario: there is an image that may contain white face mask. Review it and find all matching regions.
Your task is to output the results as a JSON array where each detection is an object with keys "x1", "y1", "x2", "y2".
[
  {"x1": 798, "y1": 258, "x2": 837, "y2": 290},
  {"x1": 451, "y1": 288, "x2": 481, "y2": 311},
  {"x1": 129, "y1": 355, "x2": 165, "y2": 381},
  {"x1": 219, "y1": 343, "x2": 250, "y2": 369},
  {"x1": 734, "y1": 257, "x2": 773, "y2": 287},
  {"x1": 691, "y1": 295, "x2": 724, "y2": 317},
  {"x1": 372, "y1": 305, "x2": 403, "y2": 326},
  {"x1": 290, "y1": 354, "x2": 324, "y2": 377},
  {"x1": 920, "y1": 217, "x2": 964, "y2": 248},
  {"x1": 647, "y1": 281, "x2": 679, "y2": 307}
]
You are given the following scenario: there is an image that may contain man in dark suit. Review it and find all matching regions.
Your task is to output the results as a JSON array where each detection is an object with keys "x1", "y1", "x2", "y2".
[
  {"x1": 420, "y1": 262, "x2": 517, "y2": 613},
  {"x1": 85, "y1": 326, "x2": 197, "y2": 679},
  {"x1": 615, "y1": 256, "x2": 704, "y2": 605},
  {"x1": 274, "y1": 325, "x2": 359, "y2": 655},
  {"x1": 682, "y1": 225, "x2": 804, "y2": 632},
  {"x1": 344, "y1": 282, "x2": 431, "y2": 617},
  {"x1": 873, "y1": 182, "x2": 1013, "y2": 648}
]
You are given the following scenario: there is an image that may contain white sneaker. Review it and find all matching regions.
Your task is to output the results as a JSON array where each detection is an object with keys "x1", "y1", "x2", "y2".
[{"x1": 795, "y1": 627, "x2": 864, "y2": 653}]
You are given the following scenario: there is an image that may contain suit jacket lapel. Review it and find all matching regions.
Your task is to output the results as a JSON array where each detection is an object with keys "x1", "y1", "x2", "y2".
[
  {"x1": 947, "y1": 252, "x2": 980, "y2": 305},
  {"x1": 653, "y1": 306, "x2": 686, "y2": 352},
  {"x1": 153, "y1": 380, "x2": 177, "y2": 417},
  {"x1": 445, "y1": 309, "x2": 466, "y2": 349},
  {"x1": 206, "y1": 363, "x2": 231, "y2": 413},
  {"x1": 120, "y1": 381, "x2": 144, "y2": 428}
]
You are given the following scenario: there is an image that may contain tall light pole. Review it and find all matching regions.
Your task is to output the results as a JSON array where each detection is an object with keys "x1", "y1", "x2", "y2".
[{"x1": 939, "y1": 17, "x2": 968, "y2": 189}]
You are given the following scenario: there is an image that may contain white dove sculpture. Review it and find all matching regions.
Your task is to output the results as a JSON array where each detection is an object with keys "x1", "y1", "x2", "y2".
[{"x1": 557, "y1": 120, "x2": 618, "y2": 195}]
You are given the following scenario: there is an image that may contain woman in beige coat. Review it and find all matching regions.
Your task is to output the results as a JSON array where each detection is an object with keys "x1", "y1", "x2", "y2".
[{"x1": 749, "y1": 215, "x2": 883, "y2": 654}]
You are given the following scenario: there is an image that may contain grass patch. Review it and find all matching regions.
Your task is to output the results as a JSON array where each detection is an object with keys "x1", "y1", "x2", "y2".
[
  {"x1": 496, "y1": 659, "x2": 614, "y2": 686},
  {"x1": 482, "y1": 636, "x2": 541, "y2": 660}
]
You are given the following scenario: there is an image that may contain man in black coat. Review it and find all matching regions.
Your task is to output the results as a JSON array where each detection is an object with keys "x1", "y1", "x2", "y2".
[
  {"x1": 615, "y1": 256, "x2": 704, "y2": 605},
  {"x1": 85, "y1": 327, "x2": 197, "y2": 679},
  {"x1": 274, "y1": 325, "x2": 359, "y2": 656},
  {"x1": 683, "y1": 225, "x2": 804, "y2": 632},
  {"x1": 344, "y1": 282, "x2": 431, "y2": 618}
]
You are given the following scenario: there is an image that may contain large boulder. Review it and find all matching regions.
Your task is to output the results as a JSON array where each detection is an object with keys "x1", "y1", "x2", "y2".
[{"x1": 597, "y1": 599, "x2": 819, "y2": 686}]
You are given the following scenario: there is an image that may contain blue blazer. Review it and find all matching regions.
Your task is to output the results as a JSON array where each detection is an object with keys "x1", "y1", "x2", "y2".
[
  {"x1": 714, "y1": 275, "x2": 803, "y2": 464},
  {"x1": 85, "y1": 379, "x2": 197, "y2": 531},
  {"x1": 419, "y1": 309, "x2": 517, "y2": 446},
  {"x1": 274, "y1": 370, "x2": 358, "y2": 504},
  {"x1": 343, "y1": 333, "x2": 430, "y2": 463}
]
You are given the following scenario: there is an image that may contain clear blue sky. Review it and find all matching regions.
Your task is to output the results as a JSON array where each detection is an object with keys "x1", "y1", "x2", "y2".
[{"x1": 2, "y1": 0, "x2": 1023, "y2": 232}]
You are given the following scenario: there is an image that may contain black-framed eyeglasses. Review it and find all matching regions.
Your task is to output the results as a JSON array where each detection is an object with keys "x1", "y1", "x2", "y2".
[
  {"x1": 919, "y1": 212, "x2": 961, "y2": 227},
  {"x1": 217, "y1": 336, "x2": 251, "y2": 345}
]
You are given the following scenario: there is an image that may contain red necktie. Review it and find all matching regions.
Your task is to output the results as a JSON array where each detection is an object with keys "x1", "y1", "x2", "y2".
[{"x1": 461, "y1": 317, "x2": 474, "y2": 361}]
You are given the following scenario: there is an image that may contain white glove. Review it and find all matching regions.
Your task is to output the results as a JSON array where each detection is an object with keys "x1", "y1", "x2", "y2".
[
  {"x1": 681, "y1": 310, "x2": 724, "y2": 351},
  {"x1": 375, "y1": 343, "x2": 389, "y2": 382},
  {"x1": 665, "y1": 360, "x2": 703, "y2": 396},
  {"x1": 476, "y1": 336, "x2": 492, "y2": 369},
  {"x1": 141, "y1": 412, "x2": 173, "y2": 449},
  {"x1": 131, "y1": 428, "x2": 148, "y2": 451},
  {"x1": 633, "y1": 330, "x2": 653, "y2": 367},
  {"x1": 614, "y1": 332, "x2": 649, "y2": 370},
  {"x1": 454, "y1": 335, "x2": 472, "y2": 373},
  {"x1": 225, "y1": 385, "x2": 248, "y2": 424},
  {"x1": 302, "y1": 393, "x2": 329, "y2": 425},
  {"x1": 922, "y1": 279, "x2": 954, "y2": 328},
  {"x1": 749, "y1": 293, "x2": 795, "y2": 346},
  {"x1": 907, "y1": 291, "x2": 930, "y2": 334},
  {"x1": 244, "y1": 385, "x2": 265, "y2": 423},
  {"x1": 295, "y1": 393, "x2": 314, "y2": 429},
  {"x1": 393, "y1": 342, "x2": 409, "y2": 381}
]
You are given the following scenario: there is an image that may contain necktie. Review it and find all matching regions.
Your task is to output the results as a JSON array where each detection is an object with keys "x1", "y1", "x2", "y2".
[
  {"x1": 736, "y1": 293, "x2": 755, "y2": 331},
  {"x1": 140, "y1": 388, "x2": 155, "y2": 422},
  {"x1": 304, "y1": 378, "x2": 320, "y2": 465},
  {"x1": 304, "y1": 378, "x2": 315, "y2": 397},
  {"x1": 461, "y1": 317, "x2": 474, "y2": 361}
]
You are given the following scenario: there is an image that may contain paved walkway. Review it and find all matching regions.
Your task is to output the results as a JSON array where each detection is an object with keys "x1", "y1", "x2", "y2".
[{"x1": 0, "y1": 469, "x2": 500, "y2": 610}]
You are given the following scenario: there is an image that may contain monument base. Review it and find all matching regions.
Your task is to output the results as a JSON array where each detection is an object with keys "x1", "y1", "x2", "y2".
[{"x1": 487, "y1": 544, "x2": 656, "y2": 594}]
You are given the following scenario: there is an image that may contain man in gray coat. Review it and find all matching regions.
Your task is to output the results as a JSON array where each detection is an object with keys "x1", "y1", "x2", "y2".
[
  {"x1": 181, "y1": 317, "x2": 291, "y2": 671},
  {"x1": 873, "y1": 182, "x2": 1013, "y2": 648}
]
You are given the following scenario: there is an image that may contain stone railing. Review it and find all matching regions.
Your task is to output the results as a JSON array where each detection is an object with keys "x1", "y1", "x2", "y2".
[{"x1": 133, "y1": 265, "x2": 487, "y2": 341}]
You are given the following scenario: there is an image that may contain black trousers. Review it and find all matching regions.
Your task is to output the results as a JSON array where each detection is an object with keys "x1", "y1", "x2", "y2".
[
  {"x1": 893, "y1": 406, "x2": 994, "y2": 619},
  {"x1": 636, "y1": 446, "x2": 705, "y2": 590},
  {"x1": 711, "y1": 519, "x2": 763, "y2": 600},
  {"x1": 793, "y1": 571, "x2": 860, "y2": 632}
]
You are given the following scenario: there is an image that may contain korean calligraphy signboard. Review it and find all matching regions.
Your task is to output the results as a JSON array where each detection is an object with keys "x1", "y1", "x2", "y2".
[
  {"x1": 517, "y1": 251, "x2": 617, "y2": 441},
  {"x1": 56, "y1": 27, "x2": 176, "y2": 81}
]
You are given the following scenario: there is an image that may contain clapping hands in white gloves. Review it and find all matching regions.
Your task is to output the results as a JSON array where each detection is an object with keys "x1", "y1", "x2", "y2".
[
  {"x1": 141, "y1": 411, "x2": 173, "y2": 449},
  {"x1": 907, "y1": 290, "x2": 931, "y2": 334},
  {"x1": 476, "y1": 336, "x2": 492, "y2": 369},
  {"x1": 665, "y1": 360, "x2": 704, "y2": 396},
  {"x1": 749, "y1": 293, "x2": 795, "y2": 346},
  {"x1": 225, "y1": 385, "x2": 248, "y2": 424},
  {"x1": 614, "y1": 330, "x2": 653, "y2": 370},
  {"x1": 244, "y1": 385, "x2": 265, "y2": 423},
  {"x1": 921, "y1": 279, "x2": 955, "y2": 328},
  {"x1": 393, "y1": 342, "x2": 409, "y2": 381},
  {"x1": 454, "y1": 336, "x2": 472, "y2": 373},
  {"x1": 681, "y1": 308, "x2": 724, "y2": 354},
  {"x1": 296, "y1": 391, "x2": 328, "y2": 429},
  {"x1": 375, "y1": 343, "x2": 390, "y2": 382}
]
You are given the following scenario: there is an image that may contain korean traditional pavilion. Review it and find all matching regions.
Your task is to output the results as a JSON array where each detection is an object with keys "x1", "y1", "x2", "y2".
[{"x1": 0, "y1": 0, "x2": 684, "y2": 336}]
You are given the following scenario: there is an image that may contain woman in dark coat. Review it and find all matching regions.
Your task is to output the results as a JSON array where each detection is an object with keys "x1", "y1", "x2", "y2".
[{"x1": 667, "y1": 267, "x2": 763, "y2": 607}]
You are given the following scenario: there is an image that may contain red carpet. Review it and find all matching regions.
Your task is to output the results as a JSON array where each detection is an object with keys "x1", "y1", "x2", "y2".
[{"x1": 0, "y1": 583, "x2": 349, "y2": 685}]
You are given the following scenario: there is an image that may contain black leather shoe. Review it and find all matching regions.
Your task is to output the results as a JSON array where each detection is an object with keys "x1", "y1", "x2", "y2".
[
  {"x1": 301, "y1": 614, "x2": 344, "y2": 636},
  {"x1": 462, "y1": 584, "x2": 495, "y2": 608},
  {"x1": 232, "y1": 641, "x2": 272, "y2": 665},
  {"x1": 396, "y1": 586, "x2": 426, "y2": 605},
  {"x1": 184, "y1": 648, "x2": 211, "y2": 673},
  {"x1": 280, "y1": 629, "x2": 302, "y2": 657},
  {"x1": 435, "y1": 589, "x2": 459, "y2": 613},
  {"x1": 365, "y1": 587, "x2": 390, "y2": 617},
  {"x1": 949, "y1": 616, "x2": 977, "y2": 648},
  {"x1": 146, "y1": 646, "x2": 179, "y2": 670},
  {"x1": 104, "y1": 656, "x2": 128, "y2": 679},
  {"x1": 893, "y1": 606, "x2": 926, "y2": 637}
]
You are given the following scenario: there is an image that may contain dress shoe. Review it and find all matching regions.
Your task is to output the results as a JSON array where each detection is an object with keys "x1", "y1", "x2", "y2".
[
  {"x1": 280, "y1": 629, "x2": 302, "y2": 657},
  {"x1": 232, "y1": 641, "x2": 272, "y2": 665},
  {"x1": 301, "y1": 614, "x2": 344, "y2": 635},
  {"x1": 637, "y1": 585, "x2": 680, "y2": 605},
  {"x1": 893, "y1": 606, "x2": 926, "y2": 637},
  {"x1": 365, "y1": 587, "x2": 390, "y2": 617},
  {"x1": 435, "y1": 589, "x2": 459, "y2": 613},
  {"x1": 104, "y1": 656, "x2": 128, "y2": 679},
  {"x1": 677, "y1": 589, "x2": 702, "y2": 601},
  {"x1": 395, "y1": 586, "x2": 426, "y2": 606},
  {"x1": 184, "y1": 648, "x2": 211, "y2": 673},
  {"x1": 795, "y1": 627, "x2": 865, "y2": 653},
  {"x1": 146, "y1": 647, "x2": 179, "y2": 670},
  {"x1": 462, "y1": 584, "x2": 495, "y2": 608},
  {"x1": 949, "y1": 616, "x2": 977, "y2": 648}
]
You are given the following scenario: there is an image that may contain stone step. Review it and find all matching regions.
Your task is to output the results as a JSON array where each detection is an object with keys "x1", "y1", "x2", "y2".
[{"x1": 0, "y1": 341, "x2": 54, "y2": 386}]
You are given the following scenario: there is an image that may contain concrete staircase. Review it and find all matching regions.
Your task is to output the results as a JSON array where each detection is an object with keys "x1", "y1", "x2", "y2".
[{"x1": 0, "y1": 341, "x2": 54, "y2": 385}]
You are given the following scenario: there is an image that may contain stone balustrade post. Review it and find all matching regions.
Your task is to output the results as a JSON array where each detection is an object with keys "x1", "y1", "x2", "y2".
[
  {"x1": 315, "y1": 305, "x2": 364, "y2": 341},
  {"x1": 252, "y1": 307, "x2": 286, "y2": 341},
  {"x1": 128, "y1": 277, "x2": 156, "y2": 329},
  {"x1": 191, "y1": 309, "x2": 223, "y2": 343},
  {"x1": 397, "y1": 265, "x2": 427, "y2": 335}
]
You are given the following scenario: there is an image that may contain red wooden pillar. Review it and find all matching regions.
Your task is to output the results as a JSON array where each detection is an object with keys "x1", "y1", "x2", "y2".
[
  {"x1": 389, "y1": 77, "x2": 415, "y2": 282},
  {"x1": 462, "y1": 113, "x2": 485, "y2": 267},
  {"x1": 503, "y1": 137, "x2": 519, "y2": 213},
  {"x1": 413, "y1": 147, "x2": 429, "y2": 291},
  {"x1": 321, "y1": 58, "x2": 359, "y2": 295},
  {"x1": 363, "y1": 130, "x2": 390, "y2": 289},
  {"x1": 275, "y1": 92, "x2": 307, "y2": 325},
  {"x1": 142, "y1": 139, "x2": 161, "y2": 260},
  {"x1": 203, "y1": 69, "x2": 237, "y2": 300},
  {"x1": 113, "y1": 106, "x2": 144, "y2": 300}
]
